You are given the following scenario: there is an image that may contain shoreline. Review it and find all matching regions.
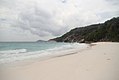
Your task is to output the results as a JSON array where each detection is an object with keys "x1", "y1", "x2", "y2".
[
  {"x1": 3, "y1": 43, "x2": 90, "y2": 67},
  {"x1": 0, "y1": 43, "x2": 89, "y2": 65},
  {"x1": 1, "y1": 42, "x2": 119, "y2": 80}
]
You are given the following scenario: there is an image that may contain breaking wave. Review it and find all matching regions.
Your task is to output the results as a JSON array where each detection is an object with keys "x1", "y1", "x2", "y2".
[{"x1": 0, "y1": 43, "x2": 89, "y2": 64}]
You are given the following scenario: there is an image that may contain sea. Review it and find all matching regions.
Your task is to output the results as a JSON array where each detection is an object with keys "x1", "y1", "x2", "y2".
[{"x1": 0, "y1": 42, "x2": 89, "y2": 64}]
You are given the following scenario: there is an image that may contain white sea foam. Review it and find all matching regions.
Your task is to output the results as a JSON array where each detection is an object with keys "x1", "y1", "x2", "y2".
[
  {"x1": 0, "y1": 43, "x2": 89, "y2": 64},
  {"x1": 0, "y1": 49, "x2": 27, "y2": 54}
]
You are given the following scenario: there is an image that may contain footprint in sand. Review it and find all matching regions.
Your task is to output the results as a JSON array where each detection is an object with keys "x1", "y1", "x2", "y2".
[{"x1": 107, "y1": 58, "x2": 111, "y2": 60}]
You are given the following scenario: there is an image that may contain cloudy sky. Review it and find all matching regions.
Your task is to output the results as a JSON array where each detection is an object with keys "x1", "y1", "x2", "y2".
[{"x1": 0, "y1": 0, "x2": 119, "y2": 41}]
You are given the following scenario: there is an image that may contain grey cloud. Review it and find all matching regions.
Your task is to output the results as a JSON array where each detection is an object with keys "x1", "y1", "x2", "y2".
[
  {"x1": 106, "y1": 0, "x2": 119, "y2": 5},
  {"x1": 97, "y1": 11, "x2": 119, "y2": 20},
  {"x1": 0, "y1": 18, "x2": 16, "y2": 26},
  {"x1": 97, "y1": 0, "x2": 119, "y2": 21},
  {"x1": 0, "y1": 0, "x2": 17, "y2": 8},
  {"x1": 15, "y1": 6, "x2": 68, "y2": 37},
  {"x1": 61, "y1": 0, "x2": 67, "y2": 3},
  {"x1": 0, "y1": 18, "x2": 7, "y2": 23}
]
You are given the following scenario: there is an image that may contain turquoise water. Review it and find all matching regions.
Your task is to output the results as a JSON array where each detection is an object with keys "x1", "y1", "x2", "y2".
[
  {"x1": 0, "y1": 42, "x2": 88, "y2": 64},
  {"x1": 0, "y1": 42, "x2": 68, "y2": 52}
]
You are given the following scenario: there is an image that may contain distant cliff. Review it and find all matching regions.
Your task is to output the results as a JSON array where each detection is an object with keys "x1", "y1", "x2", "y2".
[{"x1": 50, "y1": 17, "x2": 119, "y2": 43}]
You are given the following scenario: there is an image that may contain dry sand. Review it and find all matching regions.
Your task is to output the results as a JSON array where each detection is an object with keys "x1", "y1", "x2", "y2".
[{"x1": 1, "y1": 42, "x2": 119, "y2": 80}]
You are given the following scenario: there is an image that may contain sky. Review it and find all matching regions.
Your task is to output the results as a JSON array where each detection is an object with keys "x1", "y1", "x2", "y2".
[{"x1": 0, "y1": 0, "x2": 119, "y2": 41}]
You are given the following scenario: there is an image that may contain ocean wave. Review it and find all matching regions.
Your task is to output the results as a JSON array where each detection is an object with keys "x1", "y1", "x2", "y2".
[
  {"x1": 0, "y1": 49, "x2": 27, "y2": 54},
  {"x1": 0, "y1": 43, "x2": 89, "y2": 64}
]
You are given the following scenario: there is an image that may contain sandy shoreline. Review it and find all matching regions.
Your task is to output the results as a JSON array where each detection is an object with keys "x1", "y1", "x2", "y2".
[{"x1": 1, "y1": 42, "x2": 119, "y2": 80}]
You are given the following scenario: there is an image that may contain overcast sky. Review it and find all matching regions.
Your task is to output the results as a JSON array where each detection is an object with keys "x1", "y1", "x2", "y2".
[{"x1": 0, "y1": 0, "x2": 119, "y2": 41}]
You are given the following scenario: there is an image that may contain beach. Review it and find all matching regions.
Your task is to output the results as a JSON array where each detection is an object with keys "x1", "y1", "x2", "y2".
[{"x1": 1, "y1": 42, "x2": 119, "y2": 80}]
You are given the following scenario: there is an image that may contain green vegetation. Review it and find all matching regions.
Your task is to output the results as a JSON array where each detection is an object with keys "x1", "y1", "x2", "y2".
[{"x1": 50, "y1": 17, "x2": 119, "y2": 43}]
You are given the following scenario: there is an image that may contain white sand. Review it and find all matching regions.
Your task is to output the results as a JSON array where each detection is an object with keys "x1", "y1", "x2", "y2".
[{"x1": 1, "y1": 42, "x2": 119, "y2": 80}]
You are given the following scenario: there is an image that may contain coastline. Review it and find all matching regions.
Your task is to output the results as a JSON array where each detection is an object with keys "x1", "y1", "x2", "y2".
[
  {"x1": 1, "y1": 42, "x2": 119, "y2": 80},
  {"x1": 0, "y1": 43, "x2": 89, "y2": 67},
  {"x1": 0, "y1": 42, "x2": 89, "y2": 65}
]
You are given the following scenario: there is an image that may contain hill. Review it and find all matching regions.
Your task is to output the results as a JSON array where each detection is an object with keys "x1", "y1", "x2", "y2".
[{"x1": 50, "y1": 17, "x2": 119, "y2": 43}]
